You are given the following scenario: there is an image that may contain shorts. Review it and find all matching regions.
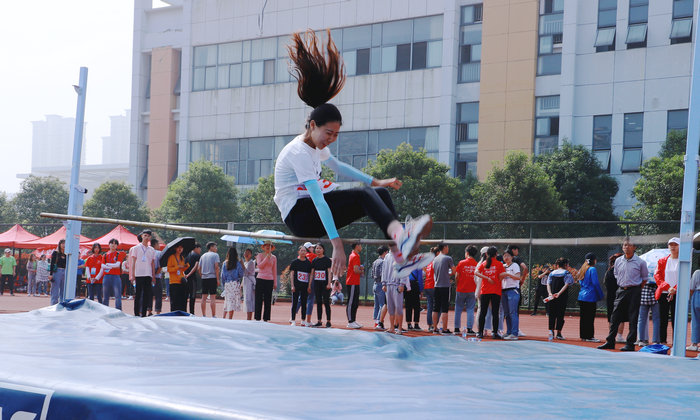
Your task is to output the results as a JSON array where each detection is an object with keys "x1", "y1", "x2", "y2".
[
  {"x1": 385, "y1": 284, "x2": 404, "y2": 316},
  {"x1": 433, "y1": 287, "x2": 450, "y2": 314},
  {"x1": 202, "y1": 278, "x2": 218, "y2": 295}
]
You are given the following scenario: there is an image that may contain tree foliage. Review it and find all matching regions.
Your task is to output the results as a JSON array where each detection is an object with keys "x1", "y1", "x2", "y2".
[
  {"x1": 82, "y1": 181, "x2": 150, "y2": 238},
  {"x1": 534, "y1": 142, "x2": 619, "y2": 222},
  {"x1": 12, "y1": 176, "x2": 69, "y2": 224},
  {"x1": 363, "y1": 143, "x2": 470, "y2": 221},
  {"x1": 469, "y1": 151, "x2": 566, "y2": 224},
  {"x1": 0, "y1": 192, "x2": 17, "y2": 224},
  {"x1": 157, "y1": 161, "x2": 238, "y2": 223},
  {"x1": 238, "y1": 174, "x2": 278, "y2": 224}
]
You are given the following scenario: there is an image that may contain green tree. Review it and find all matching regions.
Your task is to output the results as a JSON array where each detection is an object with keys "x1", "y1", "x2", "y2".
[
  {"x1": 535, "y1": 142, "x2": 619, "y2": 221},
  {"x1": 0, "y1": 192, "x2": 17, "y2": 224},
  {"x1": 157, "y1": 160, "x2": 238, "y2": 223},
  {"x1": 470, "y1": 151, "x2": 565, "y2": 236},
  {"x1": 82, "y1": 181, "x2": 151, "y2": 238},
  {"x1": 363, "y1": 143, "x2": 471, "y2": 221},
  {"x1": 12, "y1": 176, "x2": 69, "y2": 225}
]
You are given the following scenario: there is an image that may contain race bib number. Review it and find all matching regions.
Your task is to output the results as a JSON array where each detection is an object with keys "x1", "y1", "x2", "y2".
[
  {"x1": 296, "y1": 179, "x2": 338, "y2": 198},
  {"x1": 297, "y1": 272, "x2": 309, "y2": 282},
  {"x1": 314, "y1": 271, "x2": 327, "y2": 281}
]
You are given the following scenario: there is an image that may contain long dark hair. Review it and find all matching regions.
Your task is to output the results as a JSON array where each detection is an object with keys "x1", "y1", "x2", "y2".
[
  {"x1": 226, "y1": 247, "x2": 239, "y2": 271},
  {"x1": 485, "y1": 246, "x2": 498, "y2": 269},
  {"x1": 288, "y1": 30, "x2": 345, "y2": 119},
  {"x1": 57, "y1": 239, "x2": 65, "y2": 254}
]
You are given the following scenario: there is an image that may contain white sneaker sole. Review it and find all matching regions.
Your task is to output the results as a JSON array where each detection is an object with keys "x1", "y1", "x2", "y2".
[
  {"x1": 395, "y1": 252, "x2": 435, "y2": 278},
  {"x1": 398, "y1": 215, "x2": 433, "y2": 259}
]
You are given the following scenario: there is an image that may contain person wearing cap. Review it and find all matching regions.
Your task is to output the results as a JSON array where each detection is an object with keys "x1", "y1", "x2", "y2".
[
  {"x1": 199, "y1": 242, "x2": 221, "y2": 317},
  {"x1": 598, "y1": 237, "x2": 648, "y2": 351},
  {"x1": 128, "y1": 230, "x2": 157, "y2": 317},
  {"x1": 653, "y1": 237, "x2": 681, "y2": 344},
  {"x1": 0, "y1": 248, "x2": 17, "y2": 296},
  {"x1": 576, "y1": 253, "x2": 604, "y2": 342},
  {"x1": 255, "y1": 241, "x2": 278, "y2": 322}
]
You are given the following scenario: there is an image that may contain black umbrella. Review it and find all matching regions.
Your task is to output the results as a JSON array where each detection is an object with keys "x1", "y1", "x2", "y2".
[{"x1": 159, "y1": 237, "x2": 196, "y2": 268}]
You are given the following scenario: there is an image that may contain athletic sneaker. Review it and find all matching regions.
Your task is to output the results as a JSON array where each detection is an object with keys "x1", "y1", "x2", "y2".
[
  {"x1": 428, "y1": 325, "x2": 434, "y2": 332},
  {"x1": 441, "y1": 329, "x2": 453, "y2": 335},
  {"x1": 395, "y1": 329, "x2": 403, "y2": 335},
  {"x1": 584, "y1": 338, "x2": 601, "y2": 343},
  {"x1": 453, "y1": 328, "x2": 461, "y2": 335},
  {"x1": 556, "y1": 334, "x2": 566, "y2": 340},
  {"x1": 492, "y1": 333, "x2": 503, "y2": 340},
  {"x1": 395, "y1": 252, "x2": 435, "y2": 278},
  {"x1": 413, "y1": 325, "x2": 423, "y2": 331},
  {"x1": 407, "y1": 324, "x2": 414, "y2": 330},
  {"x1": 313, "y1": 321, "x2": 323, "y2": 327},
  {"x1": 433, "y1": 328, "x2": 442, "y2": 335},
  {"x1": 503, "y1": 334, "x2": 518, "y2": 341},
  {"x1": 466, "y1": 329, "x2": 476, "y2": 336},
  {"x1": 518, "y1": 330, "x2": 526, "y2": 337},
  {"x1": 615, "y1": 334, "x2": 625, "y2": 343},
  {"x1": 396, "y1": 215, "x2": 433, "y2": 260},
  {"x1": 375, "y1": 322, "x2": 386, "y2": 331},
  {"x1": 347, "y1": 321, "x2": 362, "y2": 329},
  {"x1": 325, "y1": 321, "x2": 332, "y2": 328},
  {"x1": 290, "y1": 320, "x2": 296, "y2": 326}
]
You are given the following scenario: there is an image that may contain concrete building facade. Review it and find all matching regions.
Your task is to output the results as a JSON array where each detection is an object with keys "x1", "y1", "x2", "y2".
[{"x1": 130, "y1": 0, "x2": 696, "y2": 214}]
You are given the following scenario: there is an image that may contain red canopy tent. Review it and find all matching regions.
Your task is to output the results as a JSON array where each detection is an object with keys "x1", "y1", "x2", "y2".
[
  {"x1": 0, "y1": 225, "x2": 40, "y2": 248},
  {"x1": 81, "y1": 225, "x2": 139, "y2": 251},
  {"x1": 21, "y1": 226, "x2": 92, "y2": 250}
]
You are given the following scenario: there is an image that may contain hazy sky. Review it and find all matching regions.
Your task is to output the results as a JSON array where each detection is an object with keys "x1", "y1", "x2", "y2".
[{"x1": 0, "y1": 1, "x2": 145, "y2": 195}]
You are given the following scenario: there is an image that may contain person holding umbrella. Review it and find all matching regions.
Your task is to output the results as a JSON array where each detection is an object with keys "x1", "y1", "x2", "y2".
[
  {"x1": 255, "y1": 241, "x2": 278, "y2": 322},
  {"x1": 129, "y1": 230, "x2": 157, "y2": 317}
]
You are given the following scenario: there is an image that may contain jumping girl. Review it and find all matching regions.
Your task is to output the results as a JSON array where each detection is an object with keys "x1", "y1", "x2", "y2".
[{"x1": 275, "y1": 30, "x2": 434, "y2": 279}]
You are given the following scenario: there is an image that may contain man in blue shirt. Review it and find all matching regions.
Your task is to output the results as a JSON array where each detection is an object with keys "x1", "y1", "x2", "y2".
[{"x1": 598, "y1": 238, "x2": 649, "y2": 351}]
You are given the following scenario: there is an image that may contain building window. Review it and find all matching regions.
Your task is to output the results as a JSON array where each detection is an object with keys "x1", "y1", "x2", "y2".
[
  {"x1": 341, "y1": 16, "x2": 443, "y2": 76},
  {"x1": 671, "y1": 0, "x2": 693, "y2": 44},
  {"x1": 592, "y1": 115, "x2": 612, "y2": 171},
  {"x1": 459, "y1": 4, "x2": 482, "y2": 83},
  {"x1": 622, "y1": 113, "x2": 643, "y2": 172},
  {"x1": 538, "y1": 2, "x2": 563, "y2": 76},
  {"x1": 595, "y1": 0, "x2": 617, "y2": 52},
  {"x1": 455, "y1": 102, "x2": 479, "y2": 177},
  {"x1": 626, "y1": 0, "x2": 648, "y2": 49},
  {"x1": 667, "y1": 109, "x2": 689, "y2": 135},
  {"x1": 535, "y1": 96, "x2": 560, "y2": 155}
]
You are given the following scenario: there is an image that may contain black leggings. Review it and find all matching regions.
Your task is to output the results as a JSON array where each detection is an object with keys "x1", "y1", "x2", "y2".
[
  {"x1": 478, "y1": 294, "x2": 501, "y2": 334},
  {"x1": 547, "y1": 291, "x2": 568, "y2": 331},
  {"x1": 659, "y1": 294, "x2": 676, "y2": 343},
  {"x1": 578, "y1": 300, "x2": 597, "y2": 339},
  {"x1": 285, "y1": 187, "x2": 398, "y2": 238},
  {"x1": 255, "y1": 278, "x2": 274, "y2": 321},
  {"x1": 314, "y1": 280, "x2": 331, "y2": 322},
  {"x1": 404, "y1": 280, "x2": 421, "y2": 323},
  {"x1": 291, "y1": 279, "x2": 309, "y2": 320}
]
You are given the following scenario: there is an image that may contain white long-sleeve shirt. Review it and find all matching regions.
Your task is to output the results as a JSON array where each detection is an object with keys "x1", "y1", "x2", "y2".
[{"x1": 380, "y1": 253, "x2": 410, "y2": 289}]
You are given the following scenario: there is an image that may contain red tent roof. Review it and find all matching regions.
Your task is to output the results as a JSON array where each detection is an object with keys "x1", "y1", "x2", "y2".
[
  {"x1": 81, "y1": 225, "x2": 139, "y2": 251},
  {"x1": 0, "y1": 224, "x2": 40, "y2": 248},
  {"x1": 21, "y1": 226, "x2": 92, "y2": 250}
]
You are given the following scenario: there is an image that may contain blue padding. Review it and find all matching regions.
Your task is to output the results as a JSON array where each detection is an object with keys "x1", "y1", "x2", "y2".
[
  {"x1": 154, "y1": 310, "x2": 192, "y2": 317},
  {"x1": 639, "y1": 344, "x2": 671, "y2": 354},
  {"x1": 59, "y1": 299, "x2": 86, "y2": 310}
]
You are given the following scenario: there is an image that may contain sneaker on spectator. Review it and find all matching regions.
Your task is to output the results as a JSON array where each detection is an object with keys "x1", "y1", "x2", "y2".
[
  {"x1": 453, "y1": 328, "x2": 461, "y2": 336},
  {"x1": 433, "y1": 328, "x2": 442, "y2": 335},
  {"x1": 290, "y1": 320, "x2": 296, "y2": 326},
  {"x1": 347, "y1": 321, "x2": 361, "y2": 329},
  {"x1": 407, "y1": 324, "x2": 414, "y2": 330},
  {"x1": 638, "y1": 340, "x2": 649, "y2": 346},
  {"x1": 492, "y1": 333, "x2": 503, "y2": 340},
  {"x1": 395, "y1": 329, "x2": 403, "y2": 335},
  {"x1": 466, "y1": 329, "x2": 476, "y2": 336},
  {"x1": 584, "y1": 338, "x2": 601, "y2": 343},
  {"x1": 395, "y1": 252, "x2": 435, "y2": 278},
  {"x1": 428, "y1": 325, "x2": 434, "y2": 332},
  {"x1": 442, "y1": 329, "x2": 452, "y2": 335},
  {"x1": 686, "y1": 345, "x2": 699, "y2": 351},
  {"x1": 413, "y1": 325, "x2": 423, "y2": 331},
  {"x1": 615, "y1": 334, "x2": 625, "y2": 343},
  {"x1": 396, "y1": 215, "x2": 433, "y2": 260},
  {"x1": 518, "y1": 330, "x2": 526, "y2": 337},
  {"x1": 556, "y1": 334, "x2": 566, "y2": 340},
  {"x1": 312, "y1": 321, "x2": 323, "y2": 327},
  {"x1": 325, "y1": 321, "x2": 332, "y2": 328},
  {"x1": 376, "y1": 322, "x2": 386, "y2": 331},
  {"x1": 503, "y1": 334, "x2": 518, "y2": 341}
]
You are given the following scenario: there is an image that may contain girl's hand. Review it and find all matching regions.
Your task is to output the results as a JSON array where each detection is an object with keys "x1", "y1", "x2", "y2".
[
  {"x1": 307, "y1": 286, "x2": 312, "y2": 293},
  {"x1": 372, "y1": 178, "x2": 402, "y2": 190},
  {"x1": 553, "y1": 292, "x2": 560, "y2": 299},
  {"x1": 330, "y1": 238, "x2": 346, "y2": 278},
  {"x1": 326, "y1": 283, "x2": 332, "y2": 290},
  {"x1": 291, "y1": 285, "x2": 295, "y2": 292}
]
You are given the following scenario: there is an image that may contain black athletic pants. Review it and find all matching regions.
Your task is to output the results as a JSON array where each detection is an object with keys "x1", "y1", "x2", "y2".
[
  {"x1": 285, "y1": 187, "x2": 398, "y2": 239},
  {"x1": 170, "y1": 282, "x2": 187, "y2": 312},
  {"x1": 255, "y1": 278, "x2": 274, "y2": 321},
  {"x1": 533, "y1": 284, "x2": 548, "y2": 314},
  {"x1": 347, "y1": 284, "x2": 360, "y2": 323},
  {"x1": 478, "y1": 294, "x2": 501, "y2": 334},
  {"x1": 315, "y1": 280, "x2": 331, "y2": 322},
  {"x1": 134, "y1": 276, "x2": 152, "y2": 317},
  {"x1": 659, "y1": 294, "x2": 676, "y2": 343},
  {"x1": 186, "y1": 275, "x2": 199, "y2": 314},
  {"x1": 1, "y1": 274, "x2": 14, "y2": 295},
  {"x1": 404, "y1": 280, "x2": 421, "y2": 324},
  {"x1": 547, "y1": 291, "x2": 569, "y2": 331},
  {"x1": 291, "y1": 279, "x2": 309, "y2": 320},
  {"x1": 578, "y1": 300, "x2": 597, "y2": 339}
]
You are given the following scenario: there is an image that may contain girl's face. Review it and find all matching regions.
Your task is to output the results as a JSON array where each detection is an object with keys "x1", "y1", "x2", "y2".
[
  {"x1": 298, "y1": 248, "x2": 307, "y2": 259},
  {"x1": 315, "y1": 245, "x2": 324, "y2": 256},
  {"x1": 308, "y1": 121, "x2": 341, "y2": 150},
  {"x1": 175, "y1": 245, "x2": 183, "y2": 255},
  {"x1": 109, "y1": 242, "x2": 118, "y2": 251},
  {"x1": 503, "y1": 253, "x2": 512, "y2": 264},
  {"x1": 40, "y1": 255, "x2": 46, "y2": 261},
  {"x1": 244, "y1": 250, "x2": 252, "y2": 260},
  {"x1": 59, "y1": 242, "x2": 65, "y2": 252}
]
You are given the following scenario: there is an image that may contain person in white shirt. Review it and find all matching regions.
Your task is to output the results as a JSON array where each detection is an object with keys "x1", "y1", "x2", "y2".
[
  {"x1": 501, "y1": 250, "x2": 521, "y2": 340},
  {"x1": 128, "y1": 230, "x2": 156, "y2": 317},
  {"x1": 654, "y1": 237, "x2": 680, "y2": 344},
  {"x1": 275, "y1": 30, "x2": 434, "y2": 282}
]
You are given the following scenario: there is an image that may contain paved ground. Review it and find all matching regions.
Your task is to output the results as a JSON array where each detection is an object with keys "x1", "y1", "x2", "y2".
[{"x1": 1, "y1": 292, "x2": 697, "y2": 357}]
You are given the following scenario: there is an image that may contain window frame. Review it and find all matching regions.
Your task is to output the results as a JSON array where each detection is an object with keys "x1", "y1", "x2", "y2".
[
  {"x1": 626, "y1": 0, "x2": 648, "y2": 49},
  {"x1": 622, "y1": 112, "x2": 644, "y2": 172}
]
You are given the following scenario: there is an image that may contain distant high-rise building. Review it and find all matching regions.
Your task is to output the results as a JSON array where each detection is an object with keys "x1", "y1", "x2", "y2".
[
  {"x1": 102, "y1": 111, "x2": 131, "y2": 164},
  {"x1": 31, "y1": 115, "x2": 86, "y2": 170}
]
